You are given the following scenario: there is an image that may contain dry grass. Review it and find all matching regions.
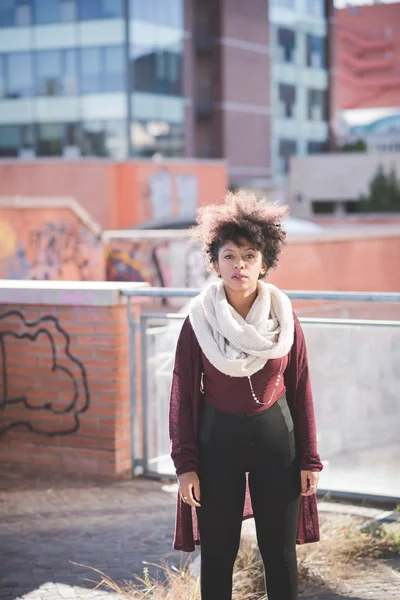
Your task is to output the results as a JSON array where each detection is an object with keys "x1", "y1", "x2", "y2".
[{"x1": 80, "y1": 512, "x2": 400, "y2": 599}]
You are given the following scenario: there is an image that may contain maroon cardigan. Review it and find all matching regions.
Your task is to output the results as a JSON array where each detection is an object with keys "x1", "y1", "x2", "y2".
[{"x1": 169, "y1": 311, "x2": 323, "y2": 552}]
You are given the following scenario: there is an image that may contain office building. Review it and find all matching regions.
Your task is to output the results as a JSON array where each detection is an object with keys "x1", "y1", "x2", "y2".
[{"x1": 0, "y1": 0, "x2": 333, "y2": 188}]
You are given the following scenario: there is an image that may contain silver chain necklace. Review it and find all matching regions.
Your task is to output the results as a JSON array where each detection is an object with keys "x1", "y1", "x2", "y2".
[{"x1": 247, "y1": 358, "x2": 283, "y2": 406}]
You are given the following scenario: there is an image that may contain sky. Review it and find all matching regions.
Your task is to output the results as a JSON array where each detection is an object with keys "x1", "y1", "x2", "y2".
[{"x1": 335, "y1": 0, "x2": 399, "y2": 6}]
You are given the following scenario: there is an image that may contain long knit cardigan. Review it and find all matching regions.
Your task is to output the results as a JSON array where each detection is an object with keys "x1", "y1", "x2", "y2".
[{"x1": 169, "y1": 311, "x2": 323, "y2": 552}]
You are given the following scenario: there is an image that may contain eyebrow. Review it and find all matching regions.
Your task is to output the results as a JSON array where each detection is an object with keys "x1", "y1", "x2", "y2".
[{"x1": 222, "y1": 247, "x2": 256, "y2": 252}]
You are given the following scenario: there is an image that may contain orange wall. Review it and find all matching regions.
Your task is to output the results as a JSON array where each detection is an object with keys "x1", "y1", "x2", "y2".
[
  {"x1": 0, "y1": 207, "x2": 104, "y2": 280},
  {"x1": 270, "y1": 237, "x2": 400, "y2": 292},
  {"x1": 0, "y1": 162, "x2": 113, "y2": 230},
  {"x1": 0, "y1": 161, "x2": 228, "y2": 231}
]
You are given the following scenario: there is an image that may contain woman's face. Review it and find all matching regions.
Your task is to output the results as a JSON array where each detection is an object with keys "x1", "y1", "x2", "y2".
[{"x1": 214, "y1": 239, "x2": 267, "y2": 293}]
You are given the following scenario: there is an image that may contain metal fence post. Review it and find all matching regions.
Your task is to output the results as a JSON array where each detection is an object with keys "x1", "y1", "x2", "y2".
[{"x1": 140, "y1": 314, "x2": 149, "y2": 475}]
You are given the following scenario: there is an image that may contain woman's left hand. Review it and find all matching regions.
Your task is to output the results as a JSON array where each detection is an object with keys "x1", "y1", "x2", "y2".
[{"x1": 301, "y1": 470, "x2": 319, "y2": 496}]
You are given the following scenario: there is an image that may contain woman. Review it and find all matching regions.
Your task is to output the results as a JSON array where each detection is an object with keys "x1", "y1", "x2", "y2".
[{"x1": 169, "y1": 190, "x2": 323, "y2": 600}]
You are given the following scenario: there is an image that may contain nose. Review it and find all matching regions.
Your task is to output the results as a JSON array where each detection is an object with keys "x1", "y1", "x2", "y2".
[{"x1": 234, "y1": 258, "x2": 245, "y2": 269}]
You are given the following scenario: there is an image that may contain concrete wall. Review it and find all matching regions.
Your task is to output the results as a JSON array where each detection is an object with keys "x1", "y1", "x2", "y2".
[
  {"x1": 0, "y1": 282, "x2": 147, "y2": 478},
  {"x1": 288, "y1": 152, "x2": 400, "y2": 219}
]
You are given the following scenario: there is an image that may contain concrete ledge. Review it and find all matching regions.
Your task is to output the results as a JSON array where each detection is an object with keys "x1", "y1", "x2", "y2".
[{"x1": 0, "y1": 280, "x2": 149, "y2": 307}]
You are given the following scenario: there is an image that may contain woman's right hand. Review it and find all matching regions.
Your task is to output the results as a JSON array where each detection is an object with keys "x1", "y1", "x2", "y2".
[{"x1": 178, "y1": 471, "x2": 201, "y2": 507}]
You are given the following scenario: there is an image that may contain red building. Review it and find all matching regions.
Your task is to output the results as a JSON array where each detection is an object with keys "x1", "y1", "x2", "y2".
[{"x1": 336, "y1": 2, "x2": 400, "y2": 111}]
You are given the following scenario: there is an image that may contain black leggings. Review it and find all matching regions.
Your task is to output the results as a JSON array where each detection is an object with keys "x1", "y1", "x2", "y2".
[{"x1": 196, "y1": 394, "x2": 301, "y2": 600}]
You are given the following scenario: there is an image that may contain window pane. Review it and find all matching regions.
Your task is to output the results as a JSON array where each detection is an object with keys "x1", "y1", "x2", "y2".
[
  {"x1": 306, "y1": 0, "x2": 325, "y2": 18},
  {"x1": 37, "y1": 123, "x2": 63, "y2": 156},
  {"x1": 79, "y1": 0, "x2": 122, "y2": 20},
  {"x1": 80, "y1": 48, "x2": 101, "y2": 93},
  {"x1": 21, "y1": 123, "x2": 34, "y2": 148},
  {"x1": 279, "y1": 139, "x2": 297, "y2": 173},
  {"x1": 132, "y1": 119, "x2": 183, "y2": 158},
  {"x1": 307, "y1": 34, "x2": 326, "y2": 69},
  {"x1": 0, "y1": 125, "x2": 20, "y2": 157},
  {"x1": 132, "y1": 45, "x2": 182, "y2": 96},
  {"x1": 0, "y1": 0, "x2": 14, "y2": 27},
  {"x1": 16, "y1": 0, "x2": 33, "y2": 25},
  {"x1": 35, "y1": 0, "x2": 61, "y2": 24},
  {"x1": 130, "y1": 0, "x2": 153, "y2": 22},
  {"x1": 308, "y1": 88, "x2": 327, "y2": 121},
  {"x1": 81, "y1": 121, "x2": 107, "y2": 155},
  {"x1": 0, "y1": 56, "x2": 5, "y2": 98},
  {"x1": 104, "y1": 46, "x2": 124, "y2": 91},
  {"x1": 279, "y1": 84, "x2": 296, "y2": 118},
  {"x1": 277, "y1": 28, "x2": 295, "y2": 63},
  {"x1": 64, "y1": 49, "x2": 78, "y2": 94},
  {"x1": 60, "y1": 0, "x2": 76, "y2": 21},
  {"x1": 7, "y1": 52, "x2": 34, "y2": 97},
  {"x1": 36, "y1": 50, "x2": 62, "y2": 95},
  {"x1": 105, "y1": 120, "x2": 127, "y2": 159}
]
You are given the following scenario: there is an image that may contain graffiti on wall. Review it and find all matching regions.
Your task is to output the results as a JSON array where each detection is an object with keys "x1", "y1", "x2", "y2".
[
  {"x1": 0, "y1": 220, "x2": 102, "y2": 281},
  {"x1": 106, "y1": 239, "x2": 208, "y2": 304},
  {"x1": 0, "y1": 311, "x2": 90, "y2": 436}
]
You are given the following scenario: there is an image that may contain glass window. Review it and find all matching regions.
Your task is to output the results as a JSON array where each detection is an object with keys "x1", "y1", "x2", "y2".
[
  {"x1": 21, "y1": 123, "x2": 35, "y2": 151},
  {"x1": 277, "y1": 28, "x2": 295, "y2": 63},
  {"x1": 308, "y1": 141, "x2": 325, "y2": 154},
  {"x1": 308, "y1": 88, "x2": 328, "y2": 121},
  {"x1": 16, "y1": 0, "x2": 33, "y2": 25},
  {"x1": 81, "y1": 121, "x2": 106, "y2": 155},
  {"x1": 104, "y1": 120, "x2": 127, "y2": 158},
  {"x1": 7, "y1": 52, "x2": 34, "y2": 97},
  {"x1": 37, "y1": 123, "x2": 63, "y2": 156},
  {"x1": 306, "y1": 34, "x2": 326, "y2": 69},
  {"x1": 306, "y1": 0, "x2": 325, "y2": 18},
  {"x1": 0, "y1": 125, "x2": 20, "y2": 157},
  {"x1": 132, "y1": 119, "x2": 184, "y2": 158},
  {"x1": 81, "y1": 120, "x2": 126, "y2": 158},
  {"x1": 80, "y1": 47, "x2": 101, "y2": 93},
  {"x1": 279, "y1": 139, "x2": 297, "y2": 174},
  {"x1": 131, "y1": 45, "x2": 182, "y2": 96},
  {"x1": 0, "y1": 0, "x2": 33, "y2": 27},
  {"x1": 103, "y1": 46, "x2": 124, "y2": 92},
  {"x1": 35, "y1": 0, "x2": 76, "y2": 24},
  {"x1": 279, "y1": 84, "x2": 296, "y2": 118},
  {"x1": 36, "y1": 50, "x2": 63, "y2": 95},
  {"x1": 80, "y1": 46, "x2": 123, "y2": 93},
  {"x1": 0, "y1": 55, "x2": 5, "y2": 98},
  {"x1": 64, "y1": 49, "x2": 78, "y2": 94},
  {"x1": 79, "y1": 0, "x2": 122, "y2": 20},
  {"x1": 131, "y1": 0, "x2": 183, "y2": 28}
]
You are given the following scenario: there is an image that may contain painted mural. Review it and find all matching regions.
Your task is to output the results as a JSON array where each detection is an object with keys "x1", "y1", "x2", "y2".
[
  {"x1": 106, "y1": 239, "x2": 208, "y2": 306},
  {"x1": 0, "y1": 210, "x2": 104, "y2": 281}
]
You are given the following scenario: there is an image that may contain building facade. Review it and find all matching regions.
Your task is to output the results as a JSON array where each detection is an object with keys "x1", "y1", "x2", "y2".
[
  {"x1": 336, "y1": 2, "x2": 400, "y2": 153},
  {"x1": 0, "y1": 0, "x2": 332, "y2": 187}
]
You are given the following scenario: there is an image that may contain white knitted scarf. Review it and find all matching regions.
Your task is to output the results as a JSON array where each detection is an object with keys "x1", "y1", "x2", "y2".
[{"x1": 188, "y1": 279, "x2": 294, "y2": 377}]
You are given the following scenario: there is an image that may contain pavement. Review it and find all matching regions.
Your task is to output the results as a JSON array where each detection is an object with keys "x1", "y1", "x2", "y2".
[{"x1": 1, "y1": 466, "x2": 399, "y2": 600}]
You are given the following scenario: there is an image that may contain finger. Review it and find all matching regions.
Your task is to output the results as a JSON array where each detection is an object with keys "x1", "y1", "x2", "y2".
[
  {"x1": 188, "y1": 483, "x2": 201, "y2": 507},
  {"x1": 301, "y1": 471, "x2": 308, "y2": 493},
  {"x1": 193, "y1": 479, "x2": 201, "y2": 502}
]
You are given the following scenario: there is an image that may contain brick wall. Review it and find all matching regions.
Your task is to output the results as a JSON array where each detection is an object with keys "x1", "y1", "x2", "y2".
[{"x1": 0, "y1": 282, "x2": 147, "y2": 479}]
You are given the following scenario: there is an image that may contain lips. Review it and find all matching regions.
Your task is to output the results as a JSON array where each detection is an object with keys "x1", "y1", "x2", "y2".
[{"x1": 232, "y1": 273, "x2": 247, "y2": 280}]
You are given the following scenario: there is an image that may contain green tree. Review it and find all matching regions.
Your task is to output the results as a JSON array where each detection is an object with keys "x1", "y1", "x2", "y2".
[{"x1": 358, "y1": 165, "x2": 400, "y2": 212}]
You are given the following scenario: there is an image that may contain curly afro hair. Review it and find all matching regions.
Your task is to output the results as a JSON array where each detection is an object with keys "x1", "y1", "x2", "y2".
[{"x1": 190, "y1": 189, "x2": 289, "y2": 276}]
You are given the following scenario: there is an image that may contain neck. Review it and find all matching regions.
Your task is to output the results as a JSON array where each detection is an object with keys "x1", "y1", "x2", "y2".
[{"x1": 223, "y1": 283, "x2": 258, "y2": 320}]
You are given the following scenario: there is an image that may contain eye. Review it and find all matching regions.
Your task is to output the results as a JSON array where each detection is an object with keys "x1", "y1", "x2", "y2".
[
  {"x1": 246, "y1": 254, "x2": 255, "y2": 259},
  {"x1": 224, "y1": 254, "x2": 233, "y2": 259}
]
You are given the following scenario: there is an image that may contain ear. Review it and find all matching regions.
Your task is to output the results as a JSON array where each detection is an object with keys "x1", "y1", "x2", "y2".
[
  {"x1": 213, "y1": 261, "x2": 220, "y2": 277},
  {"x1": 260, "y1": 261, "x2": 268, "y2": 277}
]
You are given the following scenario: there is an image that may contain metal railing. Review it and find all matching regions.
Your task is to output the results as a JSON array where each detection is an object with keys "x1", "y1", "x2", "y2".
[{"x1": 123, "y1": 288, "x2": 400, "y2": 501}]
